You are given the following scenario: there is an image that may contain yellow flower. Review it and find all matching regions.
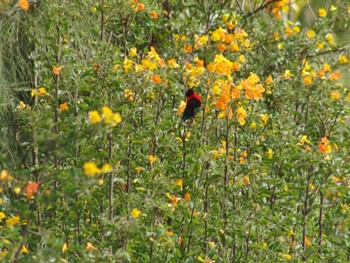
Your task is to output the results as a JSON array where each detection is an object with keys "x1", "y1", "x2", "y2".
[
  {"x1": 148, "y1": 154, "x2": 158, "y2": 165},
  {"x1": 89, "y1": 111, "x2": 102, "y2": 124},
  {"x1": 265, "y1": 75, "x2": 273, "y2": 85},
  {"x1": 1, "y1": 170, "x2": 9, "y2": 182},
  {"x1": 6, "y1": 215, "x2": 20, "y2": 227},
  {"x1": 62, "y1": 243, "x2": 68, "y2": 253},
  {"x1": 0, "y1": 212, "x2": 5, "y2": 221},
  {"x1": 259, "y1": 114, "x2": 269, "y2": 125},
  {"x1": 59, "y1": 102, "x2": 68, "y2": 112},
  {"x1": 177, "y1": 101, "x2": 186, "y2": 115},
  {"x1": 20, "y1": 245, "x2": 28, "y2": 254},
  {"x1": 325, "y1": 33, "x2": 335, "y2": 45},
  {"x1": 13, "y1": 187, "x2": 22, "y2": 195},
  {"x1": 323, "y1": 63, "x2": 331, "y2": 72},
  {"x1": 101, "y1": 164, "x2": 112, "y2": 173},
  {"x1": 168, "y1": 59, "x2": 179, "y2": 68},
  {"x1": 19, "y1": 101, "x2": 26, "y2": 110},
  {"x1": 265, "y1": 149, "x2": 273, "y2": 159},
  {"x1": 300, "y1": 135, "x2": 311, "y2": 144},
  {"x1": 280, "y1": 253, "x2": 292, "y2": 260},
  {"x1": 319, "y1": 8, "x2": 327, "y2": 17},
  {"x1": 282, "y1": 70, "x2": 294, "y2": 79},
  {"x1": 174, "y1": 179, "x2": 183, "y2": 188},
  {"x1": 86, "y1": 242, "x2": 97, "y2": 251},
  {"x1": 135, "y1": 167, "x2": 143, "y2": 173},
  {"x1": 130, "y1": 208, "x2": 141, "y2": 219},
  {"x1": 307, "y1": 30, "x2": 316, "y2": 38},
  {"x1": 83, "y1": 162, "x2": 102, "y2": 177},
  {"x1": 38, "y1": 87, "x2": 47, "y2": 96},
  {"x1": 237, "y1": 106, "x2": 247, "y2": 125},
  {"x1": 113, "y1": 113, "x2": 122, "y2": 124},
  {"x1": 330, "y1": 90, "x2": 341, "y2": 100},
  {"x1": 128, "y1": 47, "x2": 138, "y2": 57},
  {"x1": 338, "y1": 55, "x2": 348, "y2": 64},
  {"x1": 330, "y1": 5, "x2": 337, "y2": 11},
  {"x1": 316, "y1": 41, "x2": 324, "y2": 49}
]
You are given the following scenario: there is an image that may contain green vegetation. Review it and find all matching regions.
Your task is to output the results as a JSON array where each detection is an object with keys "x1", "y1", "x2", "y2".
[{"x1": 1, "y1": 0, "x2": 350, "y2": 262}]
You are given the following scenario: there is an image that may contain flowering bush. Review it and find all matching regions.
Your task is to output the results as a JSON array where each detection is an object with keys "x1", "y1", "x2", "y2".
[{"x1": 0, "y1": 0, "x2": 350, "y2": 262}]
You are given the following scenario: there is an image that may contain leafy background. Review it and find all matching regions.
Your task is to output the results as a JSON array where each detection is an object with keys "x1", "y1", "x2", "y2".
[{"x1": 0, "y1": 0, "x2": 350, "y2": 262}]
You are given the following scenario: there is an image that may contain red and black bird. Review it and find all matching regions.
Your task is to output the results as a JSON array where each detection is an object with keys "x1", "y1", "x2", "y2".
[{"x1": 182, "y1": 89, "x2": 202, "y2": 122}]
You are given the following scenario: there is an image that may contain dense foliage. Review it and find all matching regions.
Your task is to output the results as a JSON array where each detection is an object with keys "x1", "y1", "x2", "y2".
[{"x1": 1, "y1": 0, "x2": 350, "y2": 262}]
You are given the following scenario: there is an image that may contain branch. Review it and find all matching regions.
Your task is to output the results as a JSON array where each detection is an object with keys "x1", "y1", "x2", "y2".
[{"x1": 308, "y1": 42, "x2": 350, "y2": 58}]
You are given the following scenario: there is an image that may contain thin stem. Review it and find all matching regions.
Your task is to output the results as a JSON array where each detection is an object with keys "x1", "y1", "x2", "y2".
[{"x1": 318, "y1": 191, "x2": 323, "y2": 248}]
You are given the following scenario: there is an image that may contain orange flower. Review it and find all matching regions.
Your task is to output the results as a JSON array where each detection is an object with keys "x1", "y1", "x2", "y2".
[
  {"x1": 25, "y1": 181, "x2": 39, "y2": 199},
  {"x1": 305, "y1": 236, "x2": 311, "y2": 246},
  {"x1": 18, "y1": 0, "x2": 29, "y2": 11},
  {"x1": 152, "y1": 75, "x2": 162, "y2": 84},
  {"x1": 303, "y1": 76, "x2": 313, "y2": 86},
  {"x1": 243, "y1": 176, "x2": 250, "y2": 185},
  {"x1": 183, "y1": 44, "x2": 193, "y2": 53},
  {"x1": 137, "y1": 3, "x2": 145, "y2": 11},
  {"x1": 150, "y1": 11, "x2": 158, "y2": 19},
  {"x1": 329, "y1": 72, "x2": 341, "y2": 81},
  {"x1": 231, "y1": 88, "x2": 240, "y2": 99},
  {"x1": 184, "y1": 192, "x2": 191, "y2": 201},
  {"x1": 217, "y1": 43, "x2": 227, "y2": 52},
  {"x1": 318, "y1": 137, "x2": 331, "y2": 154},
  {"x1": 53, "y1": 66, "x2": 63, "y2": 76},
  {"x1": 59, "y1": 102, "x2": 69, "y2": 112}
]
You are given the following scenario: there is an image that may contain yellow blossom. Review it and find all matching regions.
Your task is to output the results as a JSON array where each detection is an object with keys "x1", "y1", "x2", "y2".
[
  {"x1": 280, "y1": 253, "x2": 292, "y2": 260},
  {"x1": 128, "y1": 47, "x2": 137, "y2": 57},
  {"x1": 265, "y1": 149, "x2": 273, "y2": 159},
  {"x1": 1, "y1": 170, "x2": 9, "y2": 182},
  {"x1": 338, "y1": 55, "x2": 348, "y2": 64},
  {"x1": 0, "y1": 212, "x2": 5, "y2": 221},
  {"x1": 316, "y1": 41, "x2": 324, "y2": 49},
  {"x1": 130, "y1": 208, "x2": 141, "y2": 219},
  {"x1": 89, "y1": 111, "x2": 102, "y2": 124},
  {"x1": 265, "y1": 75, "x2": 273, "y2": 85},
  {"x1": 177, "y1": 101, "x2": 186, "y2": 115},
  {"x1": 19, "y1": 101, "x2": 26, "y2": 110},
  {"x1": 319, "y1": 8, "x2": 327, "y2": 17},
  {"x1": 330, "y1": 90, "x2": 341, "y2": 100},
  {"x1": 174, "y1": 179, "x2": 183, "y2": 188},
  {"x1": 148, "y1": 154, "x2": 158, "y2": 165},
  {"x1": 101, "y1": 164, "x2": 112, "y2": 173},
  {"x1": 307, "y1": 30, "x2": 316, "y2": 38},
  {"x1": 62, "y1": 243, "x2": 68, "y2": 253},
  {"x1": 20, "y1": 245, "x2": 28, "y2": 254},
  {"x1": 135, "y1": 167, "x2": 143, "y2": 173},
  {"x1": 325, "y1": 33, "x2": 335, "y2": 45},
  {"x1": 83, "y1": 162, "x2": 102, "y2": 177},
  {"x1": 168, "y1": 59, "x2": 179, "y2": 68},
  {"x1": 6, "y1": 215, "x2": 20, "y2": 227},
  {"x1": 300, "y1": 135, "x2": 311, "y2": 144}
]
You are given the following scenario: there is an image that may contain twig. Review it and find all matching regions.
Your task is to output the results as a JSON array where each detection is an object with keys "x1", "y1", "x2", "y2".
[{"x1": 306, "y1": 0, "x2": 317, "y2": 20}]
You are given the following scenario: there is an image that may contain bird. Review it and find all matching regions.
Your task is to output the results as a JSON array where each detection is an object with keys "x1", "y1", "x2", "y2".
[{"x1": 182, "y1": 89, "x2": 202, "y2": 122}]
